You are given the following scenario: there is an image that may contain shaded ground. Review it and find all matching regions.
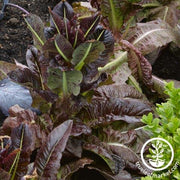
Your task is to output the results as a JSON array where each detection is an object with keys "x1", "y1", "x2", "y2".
[
  {"x1": 0, "y1": 0, "x2": 58, "y2": 63},
  {"x1": 152, "y1": 44, "x2": 180, "y2": 81}
]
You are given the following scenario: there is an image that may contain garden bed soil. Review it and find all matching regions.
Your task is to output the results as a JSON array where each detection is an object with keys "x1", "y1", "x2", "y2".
[
  {"x1": 0, "y1": 0, "x2": 58, "y2": 63},
  {"x1": 152, "y1": 44, "x2": 180, "y2": 81}
]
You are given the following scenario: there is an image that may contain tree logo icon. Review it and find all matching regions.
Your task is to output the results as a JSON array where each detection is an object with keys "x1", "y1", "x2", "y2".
[
  {"x1": 148, "y1": 140, "x2": 165, "y2": 168},
  {"x1": 141, "y1": 137, "x2": 174, "y2": 171}
]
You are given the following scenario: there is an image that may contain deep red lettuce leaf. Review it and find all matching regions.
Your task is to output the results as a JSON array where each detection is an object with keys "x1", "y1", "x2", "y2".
[
  {"x1": 10, "y1": 124, "x2": 33, "y2": 178},
  {"x1": 94, "y1": 84, "x2": 144, "y2": 100},
  {"x1": 78, "y1": 97, "x2": 152, "y2": 128},
  {"x1": 24, "y1": 14, "x2": 46, "y2": 51},
  {"x1": 34, "y1": 120, "x2": 73, "y2": 179},
  {"x1": 3, "y1": 149, "x2": 20, "y2": 172},
  {"x1": 60, "y1": 158, "x2": 93, "y2": 180},
  {"x1": 80, "y1": 13, "x2": 100, "y2": 36},
  {"x1": 121, "y1": 40, "x2": 153, "y2": 89},
  {"x1": 52, "y1": 0, "x2": 74, "y2": 20}
]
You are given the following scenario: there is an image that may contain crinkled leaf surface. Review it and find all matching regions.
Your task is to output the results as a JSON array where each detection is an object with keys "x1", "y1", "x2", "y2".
[
  {"x1": 50, "y1": 96, "x2": 82, "y2": 127},
  {"x1": 0, "y1": 79, "x2": 32, "y2": 116},
  {"x1": 83, "y1": 142, "x2": 117, "y2": 174},
  {"x1": 42, "y1": 37, "x2": 59, "y2": 56},
  {"x1": 101, "y1": 0, "x2": 123, "y2": 33},
  {"x1": 107, "y1": 143, "x2": 147, "y2": 175},
  {"x1": 26, "y1": 46, "x2": 39, "y2": 75},
  {"x1": 71, "y1": 122, "x2": 92, "y2": 137},
  {"x1": 2, "y1": 105, "x2": 36, "y2": 132},
  {"x1": 103, "y1": 128, "x2": 137, "y2": 146},
  {"x1": 137, "y1": 0, "x2": 160, "y2": 7},
  {"x1": 26, "y1": 46, "x2": 47, "y2": 90},
  {"x1": 121, "y1": 40, "x2": 153, "y2": 89},
  {"x1": 34, "y1": 120, "x2": 73, "y2": 179},
  {"x1": 2, "y1": 149, "x2": 20, "y2": 172},
  {"x1": 47, "y1": 68, "x2": 83, "y2": 96},
  {"x1": 148, "y1": 2, "x2": 180, "y2": 27},
  {"x1": 60, "y1": 158, "x2": 93, "y2": 180},
  {"x1": 94, "y1": 84, "x2": 144, "y2": 100},
  {"x1": 49, "y1": 7, "x2": 65, "y2": 33},
  {"x1": 81, "y1": 51, "x2": 109, "y2": 84},
  {"x1": 10, "y1": 124, "x2": 33, "y2": 151},
  {"x1": 106, "y1": 128, "x2": 152, "y2": 175},
  {"x1": 10, "y1": 124, "x2": 33, "y2": 178},
  {"x1": 73, "y1": 2, "x2": 94, "y2": 17},
  {"x1": 126, "y1": 19, "x2": 180, "y2": 55},
  {"x1": 72, "y1": 41, "x2": 105, "y2": 70},
  {"x1": 88, "y1": 25, "x2": 115, "y2": 55},
  {"x1": 102, "y1": 126, "x2": 151, "y2": 154},
  {"x1": 55, "y1": 34, "x2": 74, "y2": 60},
  {"x1": 24, "y1": 14, "x2": 46, "y2": 50},
  {"x1": 52, "y1": 0, "x2": 74, "y2": 20},
  {"x1": 79, "y1": 14, "x2": 100, "y2": 36},
  {"x1": 2, "y1": 104, "x2": 47, "y2": 150},
  {"x1": 31, "y1": 89, "x2": 58, "y2": 113},
  {"x1": 78, "y1": 97, "x2": 152, "y2": 128},
  {"x1": 80, "y1": 26, "x2": 114, "y2": 83},
  {"x1": 8, "y1": 67, "x2": 41, "y2": 89}
]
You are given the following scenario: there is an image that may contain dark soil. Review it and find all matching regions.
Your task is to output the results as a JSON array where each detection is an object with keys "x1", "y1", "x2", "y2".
[
  {"x1": 152, "y1": 44, "x2": 180, "y2": 81},
  {"x1": 0, "y1": 0, "x2": 58, "y2": 63}
]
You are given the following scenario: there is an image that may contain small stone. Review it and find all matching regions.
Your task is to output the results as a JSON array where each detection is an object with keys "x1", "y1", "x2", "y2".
[
  {"x1": 8, "y1": 18, "x2": 19, "y2": 24},
  {"x1": 4, "y1": 34, "x2": 9, "y2": 39}
]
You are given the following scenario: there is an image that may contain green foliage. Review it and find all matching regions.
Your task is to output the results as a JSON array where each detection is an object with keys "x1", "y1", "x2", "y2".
[
  {"x1": 101, "y1": 0, "x2": 123, "y2": 33},
  {"x1": 72, "y1": 41, "x2": 105, "y2": 70},
  {"x1": 24, "y1": 14, "x2": 46, "y2": 50},
  {"x1": 47, "y1": 68, "x2": 83, "y2": 96},
  {"x1": 141, "y1": 82, "x2": 180, "y2": 179}
]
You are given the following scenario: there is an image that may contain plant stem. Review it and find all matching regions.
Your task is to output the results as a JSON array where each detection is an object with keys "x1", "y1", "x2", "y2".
[
  {"x1": 152, "y1": 75, "x2": 168, "y2": 98},
  {"x1": 84, "y1": 15, "x2": 99, "y2": 38},
  {"x1": 55, "y1": 39, "x2": 69, "y2": 62},
  {"x1": 62, "y1": 71, "x2": 68, "y2": 96},
  {"x1": 73, "y1": 30, "x2": 78, "y2": 48},
  {"x1": 98, "y1": 51, "x2": 127, "y2": 73},
  {"x1": 7, "y1": 3, "x2": 30, "y2": 15},
  {"x1": 75, "y1": 43, "x2": 92, "y2": 71},
  {"x1": 35, "y1": 61, "x2": 45, "y2": 90},
  {"x1": 96, "y1": 30, "x2": 105, "y2": 41},
  {"x1": 128, "y1": 75, "x2": 142, "y2": 93},
  {"x1": 10, "y1": 126, "x2": 25, "y2": 180},
  {"x1": 64, "y1": 8, "x2": 69, "y2": 40}
]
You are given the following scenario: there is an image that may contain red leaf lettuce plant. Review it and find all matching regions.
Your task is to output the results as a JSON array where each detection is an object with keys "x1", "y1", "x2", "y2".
[{"x1": 0, "y1": 0, "x2": 180, "y2": 179}]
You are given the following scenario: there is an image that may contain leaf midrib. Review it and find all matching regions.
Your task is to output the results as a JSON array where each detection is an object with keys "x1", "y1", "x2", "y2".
[
  {"x1": 133, "y1": 28, "x2": 169, "y2": 45},
  {"x1": 109, "y1": 0, "x2": 117, "y2": 28},
  {"x1": 39, "y1": 139, "x2": 59, "y2": 177}
]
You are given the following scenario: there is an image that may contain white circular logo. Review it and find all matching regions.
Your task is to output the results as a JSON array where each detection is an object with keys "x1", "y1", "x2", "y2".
[{"x1": 141, "y1": 137, "x2": 174, "y2": 171}]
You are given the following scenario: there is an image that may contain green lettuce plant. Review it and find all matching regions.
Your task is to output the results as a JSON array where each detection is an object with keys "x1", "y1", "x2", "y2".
[{"x1": 141, "y1": 82, "x2": 180, "y2": 179}]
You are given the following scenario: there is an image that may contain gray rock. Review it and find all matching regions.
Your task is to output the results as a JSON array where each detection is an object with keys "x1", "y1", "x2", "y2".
[{"x1": 8, "y1": 17, "x2": 19, "y2": 24}]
